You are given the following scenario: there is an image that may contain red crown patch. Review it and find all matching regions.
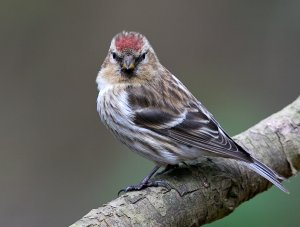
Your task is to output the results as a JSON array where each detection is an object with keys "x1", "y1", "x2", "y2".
[{"x1": 115, "y1": 33, "x2": 143, "y2": 52}]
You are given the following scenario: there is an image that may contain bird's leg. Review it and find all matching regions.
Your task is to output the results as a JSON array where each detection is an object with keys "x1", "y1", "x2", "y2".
[
  {"x1": 156, "y1": 161, "x2": 190, "y2": 175},
  {"x1": 156, "y1": 164, "x2": 180, "y2": 175},
  {"x1": 181, "y1": 161, "x2": 189, "y2": 167},
  {"x1": 118, "y1": 165, "x2": 171, "y2": 195}
]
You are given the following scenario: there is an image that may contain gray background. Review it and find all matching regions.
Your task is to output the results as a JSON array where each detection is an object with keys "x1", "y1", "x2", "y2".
[{"x1": 1, "y1": 1, "x2": 299, "y2": 226}]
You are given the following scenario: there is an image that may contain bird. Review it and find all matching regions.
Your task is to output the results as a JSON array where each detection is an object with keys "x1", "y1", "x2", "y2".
[{"x1": 96, "y1": 31, "x2": 288, "y2": 194}]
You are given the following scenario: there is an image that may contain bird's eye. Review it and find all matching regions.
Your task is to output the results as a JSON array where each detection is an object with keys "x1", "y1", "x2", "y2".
[
  {"x1": 112, "y1": 52, "x2": 117, "y2": 59},
  {"x1": 141, "y1": 52, "x2": 146, "y2": 60}
]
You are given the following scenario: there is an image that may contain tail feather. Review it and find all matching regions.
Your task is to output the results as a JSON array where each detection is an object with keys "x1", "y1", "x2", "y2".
[{"x1": 247, "y1": 158, "x2": 289, "y2": 193}]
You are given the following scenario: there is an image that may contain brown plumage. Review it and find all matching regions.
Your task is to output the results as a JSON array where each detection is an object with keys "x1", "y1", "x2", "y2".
[{"x1": 96, "y1": 31, "x2": 288, "y2": 193}]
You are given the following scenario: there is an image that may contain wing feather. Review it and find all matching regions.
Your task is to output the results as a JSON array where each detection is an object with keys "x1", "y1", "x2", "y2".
[
  {"x1": 135, "y1": 107, "x2": 251, "y2": 162},
  {"x1": 127, "y1": 82, "x2": 252, "y2": 162}
]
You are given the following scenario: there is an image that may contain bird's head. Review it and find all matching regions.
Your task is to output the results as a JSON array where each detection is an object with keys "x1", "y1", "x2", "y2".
[{"x1": 98, "y1": 31, "x2": 161, "y2": 88}]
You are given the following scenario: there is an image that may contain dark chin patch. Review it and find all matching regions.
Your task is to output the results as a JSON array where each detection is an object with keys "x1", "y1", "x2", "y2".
[{"x1": 121, "y1": 69, "x2": 135, "y2": 78}]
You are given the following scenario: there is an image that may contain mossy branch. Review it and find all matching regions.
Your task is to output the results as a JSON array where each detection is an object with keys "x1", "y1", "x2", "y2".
[{"x1": 70, "y1": 97, "x2": 300, "y2": 227}]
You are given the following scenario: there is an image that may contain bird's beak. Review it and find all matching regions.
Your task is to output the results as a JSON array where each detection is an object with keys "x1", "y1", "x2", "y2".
[{"x1": 122, "y1": 55, "x2": 135, "y2": 71}]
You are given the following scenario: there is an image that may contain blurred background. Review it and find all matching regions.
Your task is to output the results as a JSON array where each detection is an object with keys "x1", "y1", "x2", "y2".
[{"x1": 1, "y1": 0, "x2": 300, "y2": 226}]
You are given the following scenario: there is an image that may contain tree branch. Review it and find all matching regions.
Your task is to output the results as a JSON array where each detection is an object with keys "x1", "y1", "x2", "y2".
[{"x1": 70, "y1": 97, "x2": 300, "y2": 227}]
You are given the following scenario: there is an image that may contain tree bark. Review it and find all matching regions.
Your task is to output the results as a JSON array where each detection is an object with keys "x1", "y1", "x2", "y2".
[{"x1": 70, "y1": 97, "x2": 300, "y2": 227}]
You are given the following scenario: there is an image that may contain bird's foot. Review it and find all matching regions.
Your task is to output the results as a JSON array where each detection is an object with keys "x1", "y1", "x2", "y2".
[{"x1": 118, "y1": 180, "x2": 171, "y2": 195}]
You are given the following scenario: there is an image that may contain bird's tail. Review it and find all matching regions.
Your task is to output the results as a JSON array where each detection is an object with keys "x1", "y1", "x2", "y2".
[{"x1": 246, "y1": 157, "x2": 289, "y2": 193}]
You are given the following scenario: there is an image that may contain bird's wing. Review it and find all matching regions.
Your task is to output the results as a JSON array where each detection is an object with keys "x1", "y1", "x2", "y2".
[
  {"x1": 127, "y1": 83, "x2": 252, "y2": 162},
  {"x1": 125, "y1": 76, "x2": 288, "y2": 193}
]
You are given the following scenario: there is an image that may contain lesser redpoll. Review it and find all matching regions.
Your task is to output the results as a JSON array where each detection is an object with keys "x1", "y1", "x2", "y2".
[{"x1": 96, "y1": 31, "x2": 287, "y2": 193}]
